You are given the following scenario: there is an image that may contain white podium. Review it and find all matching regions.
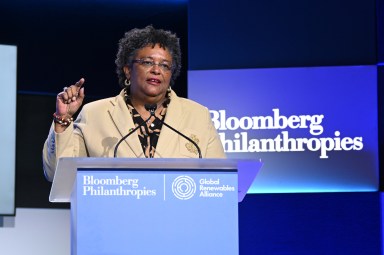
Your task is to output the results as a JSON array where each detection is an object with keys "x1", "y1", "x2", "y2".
[{"x1": 49, "y1": 158, "x2": 262, "y2": 255}]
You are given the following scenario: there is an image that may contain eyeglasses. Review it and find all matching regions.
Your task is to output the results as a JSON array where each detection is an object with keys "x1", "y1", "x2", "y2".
[{"x1": 132, "y1": 59, "x2": 173, "y2": 72}]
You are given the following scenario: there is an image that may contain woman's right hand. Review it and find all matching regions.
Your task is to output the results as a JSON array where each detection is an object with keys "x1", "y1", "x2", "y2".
[{"x1": 54, "y1": 78, "x2": 85, "y2": 132}]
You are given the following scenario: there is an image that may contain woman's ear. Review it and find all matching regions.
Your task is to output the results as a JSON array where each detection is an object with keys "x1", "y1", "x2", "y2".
[{"x1": 123, "y1": 66, "x2": 131, "y2": 80}]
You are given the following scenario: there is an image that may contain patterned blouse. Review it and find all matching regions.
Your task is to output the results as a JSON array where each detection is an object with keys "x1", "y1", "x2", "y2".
[{"x1": 124, "y1": 87, "x2": 170, "y2": 158}]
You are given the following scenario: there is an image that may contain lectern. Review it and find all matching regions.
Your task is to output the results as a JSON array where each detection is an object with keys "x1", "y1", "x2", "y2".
[{"x1": 50, "y1": 158, "x2": 262, "y2": 255}]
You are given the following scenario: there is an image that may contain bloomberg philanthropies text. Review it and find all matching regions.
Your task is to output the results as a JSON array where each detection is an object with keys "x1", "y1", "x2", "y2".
[
  {"x1": 82, "y1": 175, "x2": 156, "y2": 198},
  {"x1": 211, "y1": 108, "x2": 363, "y2": 159}
]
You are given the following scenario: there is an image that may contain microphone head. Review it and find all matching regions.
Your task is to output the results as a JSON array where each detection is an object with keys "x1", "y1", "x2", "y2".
[{"x1": 144, "y1": 104, "x2": 157, "y2": 115}]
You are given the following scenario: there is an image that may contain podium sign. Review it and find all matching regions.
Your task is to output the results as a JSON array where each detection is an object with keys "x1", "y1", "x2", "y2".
[
  {"x1": 72, "y1": 168, "x2": 238, "y2": 255},
  {"x1": 50, "y1": 158, "x2": 262, "y2": 255}
]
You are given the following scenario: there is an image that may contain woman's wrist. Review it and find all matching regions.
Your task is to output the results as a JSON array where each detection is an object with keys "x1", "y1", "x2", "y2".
[{"x1": 53, "y1": 112, "x2": 73, "y2": 127}]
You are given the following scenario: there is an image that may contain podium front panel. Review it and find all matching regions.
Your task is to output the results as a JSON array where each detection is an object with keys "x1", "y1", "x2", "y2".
[{"x1": 72, "y1": 168, "x2": 238, "y2": 255}]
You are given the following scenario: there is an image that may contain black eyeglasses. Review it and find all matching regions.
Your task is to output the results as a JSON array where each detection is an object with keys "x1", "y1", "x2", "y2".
[{"x1": 132, "y1": 59, "x2": 173, "y2": 72}]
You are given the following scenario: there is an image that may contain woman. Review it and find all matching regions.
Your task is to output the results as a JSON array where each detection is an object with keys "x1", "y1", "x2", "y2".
[{"x1": 43, "y1": 26, "x2": 225, "y2": 181}]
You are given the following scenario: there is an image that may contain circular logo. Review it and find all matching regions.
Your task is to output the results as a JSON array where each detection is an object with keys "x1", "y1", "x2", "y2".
[{"x1": 172, "y1": 176, "x2": 196, "y2": 200}]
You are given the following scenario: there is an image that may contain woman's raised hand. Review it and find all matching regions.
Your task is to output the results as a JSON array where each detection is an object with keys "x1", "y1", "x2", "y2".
[
  {"x1": 54, "y1": 78, "x2": 85, "y2": 132},
  {"x1": 56, "y1": 78, "x2": 85, "y2": 118}
]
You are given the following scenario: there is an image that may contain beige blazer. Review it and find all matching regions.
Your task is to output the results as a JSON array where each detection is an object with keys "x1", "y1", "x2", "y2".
[{"x1": 43, "y1": 89, "x2": 226, "y2": 181}]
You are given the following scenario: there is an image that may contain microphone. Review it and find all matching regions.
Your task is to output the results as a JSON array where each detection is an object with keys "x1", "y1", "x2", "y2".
[
  {"x1": 145, "y1": 104, "x2": 202, "y2": 158},
  {"x1": 113, "y1": 104, "x2": 157, "y2": 158}
]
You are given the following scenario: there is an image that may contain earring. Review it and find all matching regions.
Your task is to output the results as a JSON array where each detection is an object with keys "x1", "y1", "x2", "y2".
[
  {"x1": 167, "y1": 86, "x2": 171, "y2": 92},
  {"x1": 125, "y1": 79, "x2": 131, "y2": 86}
]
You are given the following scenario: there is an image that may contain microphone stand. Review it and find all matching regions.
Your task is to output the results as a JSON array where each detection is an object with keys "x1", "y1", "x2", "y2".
[
  {"x1": 145, "y1": 104, "x2": 202, "y2": 158},
  {"x1": 113, "y1": 106, "x2": 156, "y2": 158},
  {"x1": 158, "y1": 120, "x2": 202, "y2": 158},
  {"x1": 114, "y1": 103, "x2": 202, "y2": 159}
]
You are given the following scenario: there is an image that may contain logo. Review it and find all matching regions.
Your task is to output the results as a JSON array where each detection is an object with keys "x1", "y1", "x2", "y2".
[
  {"x1": 172, "y1": 176, "x2": 196, "y2": 200},
  {"x1": 185, "y1": 134, "x2": 200, "y2": 155}
]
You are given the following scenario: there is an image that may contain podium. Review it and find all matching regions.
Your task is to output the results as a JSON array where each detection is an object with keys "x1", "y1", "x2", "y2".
[{"x1": 49, "y1": 158, "x2": 262, "y2": 255}]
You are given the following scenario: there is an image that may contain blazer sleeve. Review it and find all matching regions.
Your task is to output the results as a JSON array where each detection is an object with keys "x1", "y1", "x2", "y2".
[{"x1": 42, "y1": 111, "x2": 88, "y2": 182}]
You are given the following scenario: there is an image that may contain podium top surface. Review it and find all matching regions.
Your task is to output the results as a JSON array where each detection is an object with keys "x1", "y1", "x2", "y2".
[
  {"x1": 57, "y1": 157, "x2": 240, "y2": 170},
  {"x1": 49, "y1": 157, "x2": 262, "y2": 203}
]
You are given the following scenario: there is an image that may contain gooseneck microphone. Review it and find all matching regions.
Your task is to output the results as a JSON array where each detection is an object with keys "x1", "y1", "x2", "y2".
[
  {"x1": 145, "y1": 104, "x2": 202, "y2": 158},
  {"x1": 113, "y1": 104, "x2": 156, "y2": 158}
]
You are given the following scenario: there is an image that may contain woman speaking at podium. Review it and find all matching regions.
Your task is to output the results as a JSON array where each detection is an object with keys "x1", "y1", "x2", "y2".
[{"x1": 42, "y1": 25, "x2": 225, "y2": 181}]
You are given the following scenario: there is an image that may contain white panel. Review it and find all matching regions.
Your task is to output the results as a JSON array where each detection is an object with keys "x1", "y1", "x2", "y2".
[
  {"x1": 0, "y1": 208, "x2": 70, "y2": 254},
  {"x1": 0, "y1": 45, "x2": 17, "y2": 215}
]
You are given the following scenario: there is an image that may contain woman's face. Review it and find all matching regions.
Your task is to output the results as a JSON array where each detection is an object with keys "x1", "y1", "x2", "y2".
[{"x1": 124, "y1": 44, "x2": 173, "y2": 103}]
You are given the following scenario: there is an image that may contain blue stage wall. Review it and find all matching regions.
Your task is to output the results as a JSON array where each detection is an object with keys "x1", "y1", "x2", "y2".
[
  {"x1": 189, "y1": 0, "x2": 383, "y2": 254},
  {"x1": 239, "y1": 193, "x2": 382, "y2": 255}
]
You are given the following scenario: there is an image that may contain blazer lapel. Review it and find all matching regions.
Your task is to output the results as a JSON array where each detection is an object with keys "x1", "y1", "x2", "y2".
[
  {"x1": 155, "y1": 90, "x2": 183, "y2": 157},
  {"x1": 108, "y1": 91, "x2": 144, "y2": 157}
]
